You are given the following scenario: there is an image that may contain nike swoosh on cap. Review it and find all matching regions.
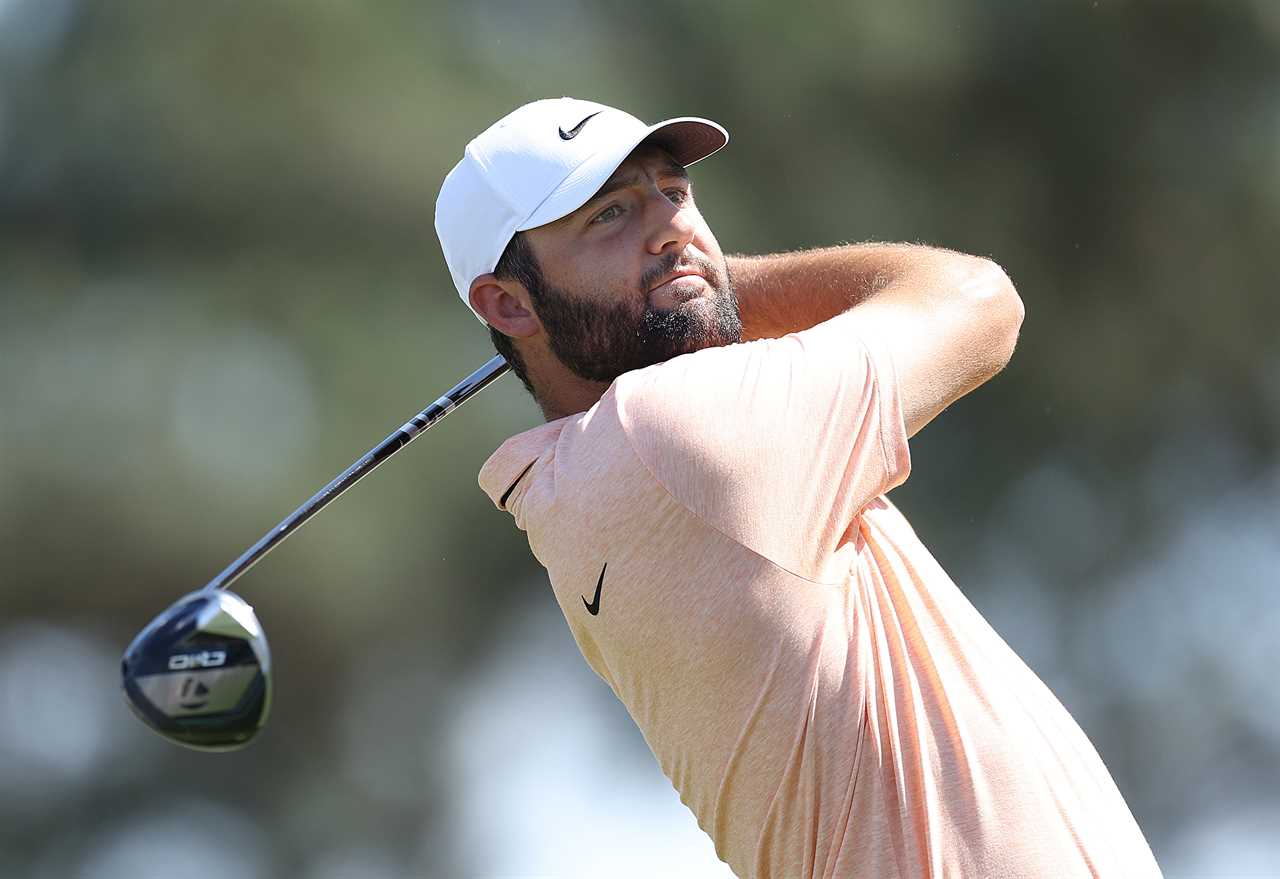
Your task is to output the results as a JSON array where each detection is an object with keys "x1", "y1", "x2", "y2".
[{"x1": 559, "y1": 111, "x2": 601, "y2": 140}]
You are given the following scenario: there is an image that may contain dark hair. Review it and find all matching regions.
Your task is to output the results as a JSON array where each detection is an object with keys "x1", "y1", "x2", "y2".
[{"x1": 489, "y1": 231, "x2": 542, "y2": 397}]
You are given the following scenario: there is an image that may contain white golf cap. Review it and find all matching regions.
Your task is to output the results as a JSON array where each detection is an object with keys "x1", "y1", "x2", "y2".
[{"x1": 435, "y1": 97, "x2": 728, "y2": 321}]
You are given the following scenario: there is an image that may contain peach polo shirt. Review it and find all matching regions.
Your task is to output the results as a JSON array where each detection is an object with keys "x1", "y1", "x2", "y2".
[{"x1": 479, "y1": 310, "x2": 1162, "y2": 879}]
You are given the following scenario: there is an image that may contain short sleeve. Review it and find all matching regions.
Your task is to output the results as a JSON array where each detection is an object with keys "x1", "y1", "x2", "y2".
[{"x1": 613, "y1": 310, "x2": 911, "y2": 580}]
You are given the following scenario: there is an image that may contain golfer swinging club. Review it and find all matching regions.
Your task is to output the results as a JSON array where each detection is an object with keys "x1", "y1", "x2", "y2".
[{"x1": 435, "y1": 98, "x2": 1162, "y2": 878}]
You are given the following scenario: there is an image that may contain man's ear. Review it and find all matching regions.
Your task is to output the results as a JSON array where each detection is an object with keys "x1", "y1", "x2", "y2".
[{"x1": 469, "y1": 274, "x2": 540, "y2": 338}]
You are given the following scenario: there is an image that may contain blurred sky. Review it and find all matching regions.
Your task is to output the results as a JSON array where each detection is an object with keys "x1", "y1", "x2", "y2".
[{"x1": 1, "y1": 0, "x2": 1278, "y2": 876}]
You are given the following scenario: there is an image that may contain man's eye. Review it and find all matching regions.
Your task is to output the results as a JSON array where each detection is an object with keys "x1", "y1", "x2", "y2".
[
  {"x1": 591, "y1": 204, "x2": 623, "y2": 224},
  {"x1": 666, "y1": 188, "x2": 690, "y2": 205}
]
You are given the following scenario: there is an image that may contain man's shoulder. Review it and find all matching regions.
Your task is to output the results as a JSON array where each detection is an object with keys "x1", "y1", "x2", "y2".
[
  {"x1": 616, "y1": 338, "x2": 762, "y2": 389},
  {"x1": 477, "y1": 338, "x2": 772, "y2": 516},
  {"x1": 612, "y1": 338, "x2": 767, "y2": 430}
]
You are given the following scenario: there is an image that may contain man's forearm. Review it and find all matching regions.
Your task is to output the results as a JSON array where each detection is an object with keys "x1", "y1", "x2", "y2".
[{"x1": 727, "y1": 242, "x2": 982, "y2": 341}]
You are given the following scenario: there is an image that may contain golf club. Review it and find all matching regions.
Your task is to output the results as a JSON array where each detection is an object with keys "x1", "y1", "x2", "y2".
[{"x1": 121, "y1": 354, "x2": 510, "y2": 751}]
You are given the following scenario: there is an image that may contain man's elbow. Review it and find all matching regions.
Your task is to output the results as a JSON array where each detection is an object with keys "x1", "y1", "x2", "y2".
[{"x1": 965, "y1": 258, "x2": 1023, "y2": 376}]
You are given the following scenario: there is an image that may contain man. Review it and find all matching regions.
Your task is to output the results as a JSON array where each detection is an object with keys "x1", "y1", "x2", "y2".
[{"x1": 435, "y1": 98, "x2": 1162, "y2": 878}]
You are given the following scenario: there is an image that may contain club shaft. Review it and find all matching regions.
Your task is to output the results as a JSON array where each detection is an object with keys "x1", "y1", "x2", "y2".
[{"x1": 203, "y1": 355, "x2": 509, "y2": 593}]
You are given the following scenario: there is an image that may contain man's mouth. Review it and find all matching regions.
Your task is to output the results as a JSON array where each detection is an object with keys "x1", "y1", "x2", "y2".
[
  {"x1": 649, "y1": 268, "x2": 706, "y2": 294},
  {"x1": 649, "y1": 275, "x2": 707, "y2": 308}
]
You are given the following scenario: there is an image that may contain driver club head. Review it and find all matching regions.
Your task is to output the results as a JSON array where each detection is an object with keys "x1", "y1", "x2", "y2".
[{"x1": 121, "y1": 589, "x2": 272, "y2": 751}]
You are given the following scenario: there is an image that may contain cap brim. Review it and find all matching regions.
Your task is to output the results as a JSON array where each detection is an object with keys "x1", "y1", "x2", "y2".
[
  {"x1": 519, "y1": 116, "x2": 728, "y2": 231},
  {"x1": 641, "y1": 117, "x2": 728, "y2": 167}
]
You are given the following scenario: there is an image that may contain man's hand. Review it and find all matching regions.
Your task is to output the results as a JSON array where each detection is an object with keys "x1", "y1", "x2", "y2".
[{"x1": 727, "y1": 243, "x2": 1023, "y2": 437}]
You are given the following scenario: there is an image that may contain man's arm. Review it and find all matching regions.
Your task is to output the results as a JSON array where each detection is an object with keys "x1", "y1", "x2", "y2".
[{"x1": 726, "y1": 243, "x2": 1024, "y2": 438}]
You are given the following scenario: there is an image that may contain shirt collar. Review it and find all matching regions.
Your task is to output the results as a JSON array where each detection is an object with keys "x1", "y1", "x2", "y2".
[{"x1": 478, "y1": 418, "x2": 568, "y2": 510}]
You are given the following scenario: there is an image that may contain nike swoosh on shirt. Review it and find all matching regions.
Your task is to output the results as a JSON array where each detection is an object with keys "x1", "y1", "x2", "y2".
[
  {"x1": 559, "y1": 111, "x2": 601, "y2": 140},
  {"x1": 582, "y1": 564, "x2": 606, "y2": 616}
]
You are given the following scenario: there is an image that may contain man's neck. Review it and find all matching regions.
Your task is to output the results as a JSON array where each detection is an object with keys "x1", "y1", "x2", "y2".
[{"x1": 523, "y1": 344, "x2": 610, "y2": 422}]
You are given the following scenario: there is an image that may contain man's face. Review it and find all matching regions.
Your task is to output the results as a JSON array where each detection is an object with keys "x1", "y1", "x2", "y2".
[{"x1": 521, "y1": 143, "x2": 741, "y2": 384}]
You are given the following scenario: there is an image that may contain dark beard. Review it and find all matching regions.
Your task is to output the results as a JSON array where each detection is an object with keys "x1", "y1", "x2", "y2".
[{"x1": 530, "y1": 253, "x2": 742, "y2": 385}]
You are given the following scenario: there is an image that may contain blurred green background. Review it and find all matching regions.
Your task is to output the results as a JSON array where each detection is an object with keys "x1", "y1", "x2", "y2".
[{"x1": 1, "y1": 1, "x2": 1278, "y2": 876}]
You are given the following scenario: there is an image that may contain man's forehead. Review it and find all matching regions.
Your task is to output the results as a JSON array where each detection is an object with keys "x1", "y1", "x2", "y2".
[
  {"x1": 602, "y1": 144, "x2": 687, "y2": 187},
  {"x1": 537, "y1": 146, "x2": 686, "y2": 231},
  {"x1": 536, "y1": 146, "x2": 686, "y2": 236}
]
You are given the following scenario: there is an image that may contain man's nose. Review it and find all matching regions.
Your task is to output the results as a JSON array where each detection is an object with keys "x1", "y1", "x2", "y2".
[{"x1": 645, "y1": 192, "x2": 696, "y2": 256}]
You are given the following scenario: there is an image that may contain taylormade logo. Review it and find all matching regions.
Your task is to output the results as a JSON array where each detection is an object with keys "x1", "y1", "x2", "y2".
[{"x1": 169, "y1": 650, "x2": 227, "y2": 671}]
